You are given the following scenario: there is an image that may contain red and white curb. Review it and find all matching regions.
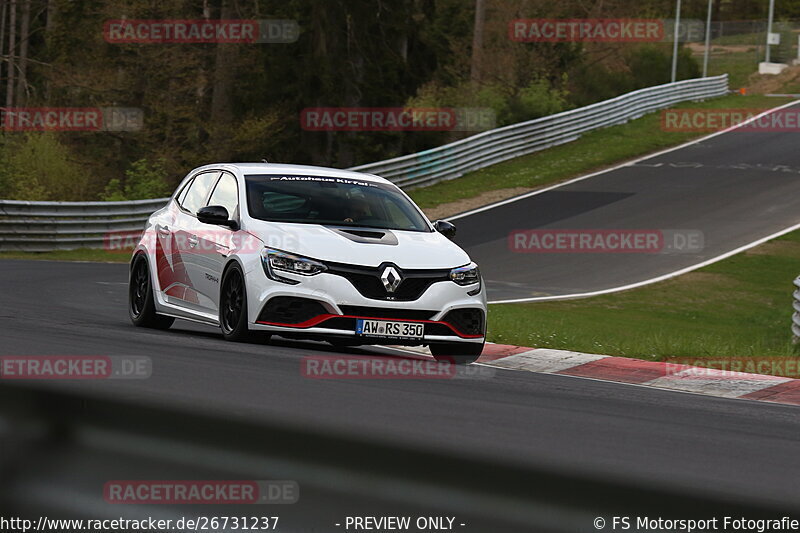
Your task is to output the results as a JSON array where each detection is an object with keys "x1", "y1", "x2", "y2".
[{"x1": 475, "y1": 344, "x2": 800, "y2": 406}]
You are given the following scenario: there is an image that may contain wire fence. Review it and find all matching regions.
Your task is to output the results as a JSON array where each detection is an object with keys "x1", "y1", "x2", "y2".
[{"x1": 693, "y1": 20, "x2": 800, "y2": 88}]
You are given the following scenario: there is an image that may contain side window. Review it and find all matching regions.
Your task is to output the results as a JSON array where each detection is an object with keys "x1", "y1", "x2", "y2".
[
  {"x1": 176, "y1": 178, "x2": 194, "y2": 206},
  {"x1": 181, "y1": 172, "x2": 219, "y2": 215},
  {"x1": 207, "y1": 172, "x2": 239, "y2": 218}
]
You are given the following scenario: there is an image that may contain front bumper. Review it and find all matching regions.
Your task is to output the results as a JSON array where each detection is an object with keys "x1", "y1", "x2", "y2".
[{"x1": 245, "y1": 269, "x2": 487, "y2": 345}]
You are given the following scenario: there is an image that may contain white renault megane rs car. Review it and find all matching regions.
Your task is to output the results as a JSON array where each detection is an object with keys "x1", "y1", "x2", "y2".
[{"x1": 128, "y1": 163, "x2": 487, "y2": 364}]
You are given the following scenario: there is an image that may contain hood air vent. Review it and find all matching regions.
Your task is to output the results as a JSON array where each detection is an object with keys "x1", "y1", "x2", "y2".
[{"x1": 325, "y1": 226, "x2": 399, "y2": 245}]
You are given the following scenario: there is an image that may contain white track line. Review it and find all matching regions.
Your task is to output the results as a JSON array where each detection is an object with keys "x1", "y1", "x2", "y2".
[
  {"x1": 451, "y1": 98, "x2": 800, "y2": 222},
  {"x1": 449, "y1": 99, "x2": 800, "y2": 305},
  {"x1": 491, "y1": 221, "x2": 800, "y2": 304}
]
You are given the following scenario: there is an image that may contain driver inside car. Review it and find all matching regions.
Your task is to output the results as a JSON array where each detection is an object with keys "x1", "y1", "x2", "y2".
[{"x1": 343, "y1": 198, "x2": 371, "y2": 223}]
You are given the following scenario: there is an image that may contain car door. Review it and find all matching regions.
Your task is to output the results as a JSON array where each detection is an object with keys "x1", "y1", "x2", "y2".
[
  {"x1": 152, "y1": 177, "x2": 191, "y2": 304},
  {"x1": 159, "y1": 170, "x2": 220, "y2": 312},
  {"x1": 191, "y1": 171, "x2": 241, "y2": 314}
]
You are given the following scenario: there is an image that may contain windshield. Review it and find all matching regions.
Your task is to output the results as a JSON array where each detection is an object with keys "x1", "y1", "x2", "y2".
[{"x1": 245, "y1": 174, "x2": 431, "y2": 232}]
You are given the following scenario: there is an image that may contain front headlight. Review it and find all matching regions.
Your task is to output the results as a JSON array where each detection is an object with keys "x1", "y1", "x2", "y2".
[
  {"x1": 449, "y1": 262, "x2": 480, "y2": 286},
  {"x1": 261, "y1": 248, "x2": 327, "y2": 284}
]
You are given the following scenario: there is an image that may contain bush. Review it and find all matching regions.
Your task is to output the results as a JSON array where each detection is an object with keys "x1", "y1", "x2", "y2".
[
  {"x1": 628, "y1": 45, "x2": 700, "y2": 88},
  {"x1": 102, "y1": 158, "x2": 171, "y2": 201},
  {"x1": 2, "y1": 133, "x2": 92, "y2": 201},
  {"x1": 568, "y1": 45, "x2": 701, "y2": 107},
  {"x1": 513, "y1": 79, "x2": 570, "y2": 121},
  {"x1": 408, "y1": 78, "x2": 569, "y2": 127}
]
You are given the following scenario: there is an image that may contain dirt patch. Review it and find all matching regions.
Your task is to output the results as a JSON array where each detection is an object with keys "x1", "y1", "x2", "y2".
[
  {"x1": 743, "y1": 239, "x2": 800, "y2": 256},
  {"x1": 746, "y1": 65, "x2": 800, "y2": 94},
  {"x1": 687, "y1": 43, "x2": 756, "y2": 54},
  {"x1": 677, "y1": 271, "x2": 731, "y2": 285},
  {"x1": 423, "y1": 187, "x2": 533, "y2": 220}
]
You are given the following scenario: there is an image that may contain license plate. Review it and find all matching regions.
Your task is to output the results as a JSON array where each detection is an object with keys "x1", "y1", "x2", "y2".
[{"x1": 356, "y1": 319, "x2": 424, "y2": 340}]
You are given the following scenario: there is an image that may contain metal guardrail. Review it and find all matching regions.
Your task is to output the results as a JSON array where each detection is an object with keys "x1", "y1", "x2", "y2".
[
  {"x1": 0, "y1": 76, "x2": 729, "y2": 252},
  {"x1": 0, "y1": 198, "x2": 168, "y2": 251},
  {"x1": 351, "y1": 75, "x2": 729, "y2": 187},
  {"x1": 793, "y1": 276, "x2": 800, "y2": 341}
]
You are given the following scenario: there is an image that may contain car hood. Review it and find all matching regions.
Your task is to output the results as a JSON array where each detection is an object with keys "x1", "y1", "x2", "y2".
[{"x1": 245, "y1": 220, "x2": 471, "y2": 269}]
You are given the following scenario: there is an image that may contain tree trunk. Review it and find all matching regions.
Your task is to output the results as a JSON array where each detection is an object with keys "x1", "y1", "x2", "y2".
[
  {"x1": 209, "y1": 0, "x2": 236, "y2": 155},
  {"x1": 43, "y1": 0, "x2": 56, "y2": 102},
  {"x1": 0, "y1": 0, "x2": 7, "y2": 92},
  {"x1": 45, "y1": 0, "x2": 55, "y2": 33},
  {"x1": 470, "y1": 0, "x2": 485, "y2": 85},
  {"x1": 197, "y1": 0, "x2": 211, "y2": 104},
  {"x1": 5, "y1": 0, "x2": 15, "y2": 110},
  {"x1": 15, "y1": 0, "x2": 28, "y2": 105},
  {"x1": 335, "y1": 6, "x2": 365, "y2": 168}
]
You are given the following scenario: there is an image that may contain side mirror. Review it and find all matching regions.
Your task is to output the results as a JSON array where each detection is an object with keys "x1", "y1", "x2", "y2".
[
  {"x1": 433, "y1": 220, "x2": 456, "y2": 239},
  {"x1": 197, "y1": 205, "x2": 238, "y2": 230}
]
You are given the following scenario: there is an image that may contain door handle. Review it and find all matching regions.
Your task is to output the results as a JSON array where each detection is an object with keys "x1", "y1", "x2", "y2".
[{"x1": 188, "y1": 235, "x2": 199, "y2": 248}]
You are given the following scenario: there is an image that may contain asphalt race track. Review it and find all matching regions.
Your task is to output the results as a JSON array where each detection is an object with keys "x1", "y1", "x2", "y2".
[
  {"x1": 1, "y1": 260, "x2": 800, "y2": 529},
  {"x1": 452, "y1": 102, "x2": 800, "y2": 301},
  {"x1": 4, "y1": 104, "x2": 800, "y2": 529}
]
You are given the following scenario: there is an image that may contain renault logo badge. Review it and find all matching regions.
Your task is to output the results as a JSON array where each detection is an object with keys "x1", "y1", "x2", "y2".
[{"x1": 381, "y1": 266, "x2": 402, "y2": 293}]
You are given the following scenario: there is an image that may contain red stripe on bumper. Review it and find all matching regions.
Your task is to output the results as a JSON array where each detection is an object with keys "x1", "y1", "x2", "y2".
[{"x1": 256, "y1": 314, "x2": 483, "y2": 339}]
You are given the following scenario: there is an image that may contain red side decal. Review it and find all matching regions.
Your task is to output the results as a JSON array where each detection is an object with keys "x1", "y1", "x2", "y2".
[{"x1": 155, "y1": 231, "x2": 193, "y2": 299}]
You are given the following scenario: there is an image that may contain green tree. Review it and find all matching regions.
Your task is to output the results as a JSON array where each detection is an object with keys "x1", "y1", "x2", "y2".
[{"x1": 102, "y1": 158, "x2": 171, "y2": 201}]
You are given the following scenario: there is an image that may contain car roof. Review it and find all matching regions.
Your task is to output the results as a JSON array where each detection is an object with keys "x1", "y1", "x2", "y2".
[{"x1": 195, "y1": 163, "x2": 391, "y2": 186}]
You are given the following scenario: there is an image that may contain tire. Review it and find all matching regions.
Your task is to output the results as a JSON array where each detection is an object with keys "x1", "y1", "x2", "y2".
[
  {"x1": 129, "y1": 254, "x2": 174, "y2": 330},
  {"x1": 219, "y1": 263, "x2": 256, "y2": 342},
  {"x1": 430, "y1": 341, "x2": 484, "y2": 365}
]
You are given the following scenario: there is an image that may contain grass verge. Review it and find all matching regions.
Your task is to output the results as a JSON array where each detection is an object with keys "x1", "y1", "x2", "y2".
[
  {"x1": 488, "y1": 230, "x2": 800, "y2": 367},
  {"x1": 409, "y1": 94, "x2": 791, "y2": 210}
]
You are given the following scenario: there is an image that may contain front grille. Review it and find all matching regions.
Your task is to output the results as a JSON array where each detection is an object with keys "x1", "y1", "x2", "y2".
[
  {"x1": 339, "y1": 306, "x2": 437, "y2": 321},
  {"x1": 326, "y1": 261, "x2": 450, "y2": 301},
  {"x1": 425, "y1": 323, "x2": 456, "y2": 336},
  {"x1": 442, "y1": 308, "x2": 485, "y2": 336},
  {"x1": 258, "y1": 297, "x2": 328, "y2": 324},
  {"x1": 321, "y1": 317, "x2": 357, "y2": 331}
]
